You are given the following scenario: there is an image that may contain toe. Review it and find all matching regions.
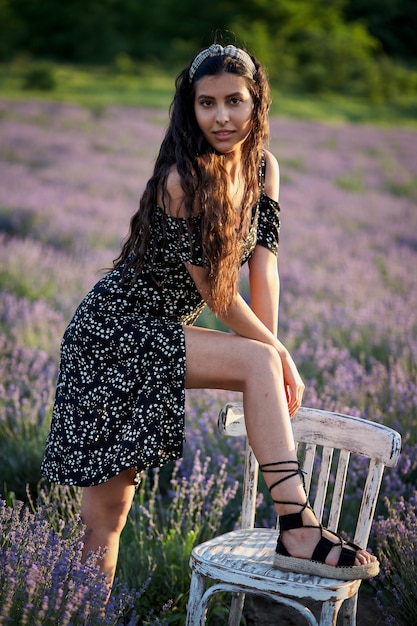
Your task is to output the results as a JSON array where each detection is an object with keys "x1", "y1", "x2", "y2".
[{"x1": 354, "y1": 548, "x2": 375, "y2": 566}]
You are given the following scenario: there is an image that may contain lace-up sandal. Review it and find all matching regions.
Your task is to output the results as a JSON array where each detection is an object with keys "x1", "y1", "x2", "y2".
[{"x1": 260, "y1": 460, "x2": 380, "y2": 580}]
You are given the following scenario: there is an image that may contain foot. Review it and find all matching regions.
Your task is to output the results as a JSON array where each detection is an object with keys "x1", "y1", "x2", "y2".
[
  {"x1": 274, "y1": 504, "x2": 379, "y2": 579},
  {"x1": 259, "y1": 460, "x2": 378, "y2": 579},
  {"x1": 281, "y1": 524, "x2": 376, "y2": 568}
]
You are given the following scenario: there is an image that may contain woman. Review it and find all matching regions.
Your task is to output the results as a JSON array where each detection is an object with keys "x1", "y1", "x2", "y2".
[{"x1": 42, "y1": 43, "x2": 378, "y2": 589}]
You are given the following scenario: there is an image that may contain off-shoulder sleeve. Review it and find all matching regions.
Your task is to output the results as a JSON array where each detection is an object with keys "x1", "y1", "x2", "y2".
[
  {"x1": 256, "y1": 194, "x2": 281, "y2": 256},
  {"x1": 160, "y1": 211, "x2": 207, "y2": 267}
]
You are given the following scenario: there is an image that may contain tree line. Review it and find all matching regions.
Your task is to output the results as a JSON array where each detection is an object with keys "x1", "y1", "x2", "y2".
[{"x1": 1, "y1": 0, "x2": 416, "y2": 100}]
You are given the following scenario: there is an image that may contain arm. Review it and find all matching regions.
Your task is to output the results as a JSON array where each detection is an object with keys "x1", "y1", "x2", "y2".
[
  {"x1": 184, "y1": 147, "x2": 281, "y2": 345},
  {"x1": 248, "y1": 245, "x2": 280, "y2": 335},
  {"x1": 184, "y1": 264, "x2": 279, "y2": 348},
  {"x1": 248, "y1": 148, "x2": 280, "y2": 334}
]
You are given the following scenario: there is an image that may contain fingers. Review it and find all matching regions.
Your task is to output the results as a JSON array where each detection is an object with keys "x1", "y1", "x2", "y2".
[
  {"x1": 279, "y1": 349, "x2": 305, "y2": 418},
  {"x1": 287, "y1": 381, "x2": 305, "y2": 418},
  {"x1": 355, "y1": 549, "x2": 377, "y2": 565}
]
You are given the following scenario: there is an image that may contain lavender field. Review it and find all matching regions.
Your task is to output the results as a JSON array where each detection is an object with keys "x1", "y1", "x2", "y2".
[{"x1": 0, "y1": 98, "x2": 417, "y2": 624}]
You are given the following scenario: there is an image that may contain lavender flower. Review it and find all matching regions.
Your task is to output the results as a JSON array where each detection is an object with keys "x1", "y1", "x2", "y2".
[
  {"x1": 372, "y1": 494, "x2": 417, "y2": 625},
  {"x1": 1, "y1": 98, "x2": 416, "y2": 621},
  {"x1": 0, "y1": 498, "x2": 150, "y2": 624}
]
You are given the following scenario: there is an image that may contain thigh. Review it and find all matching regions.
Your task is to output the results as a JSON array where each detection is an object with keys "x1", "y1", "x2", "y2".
[
  {"x1": 81, "y1": 468, "x2": 137, "y2": 522},
  {"x1": 183, "y1": 325, "x2": 273, "y2": 390}
]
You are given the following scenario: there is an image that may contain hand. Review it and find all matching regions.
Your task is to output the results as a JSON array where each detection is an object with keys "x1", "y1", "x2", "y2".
[{"x1": 279, "y1": 349, "x2": 305, "y2": 418}]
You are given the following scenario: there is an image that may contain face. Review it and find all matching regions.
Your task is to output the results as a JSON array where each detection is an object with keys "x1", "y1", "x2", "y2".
[{"x1": 194, "y1": 72, "x2": 254, "y2": 155}]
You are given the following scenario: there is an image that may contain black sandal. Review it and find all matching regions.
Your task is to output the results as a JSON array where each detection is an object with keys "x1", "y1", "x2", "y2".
[{"x1": 260, "y1": 460, "x2": 380, "y2": 580}]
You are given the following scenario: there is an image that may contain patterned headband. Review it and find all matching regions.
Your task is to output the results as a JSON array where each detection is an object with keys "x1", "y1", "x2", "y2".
[{"x1": 189, "y1": 44, "x2": 257, "y2": 82}]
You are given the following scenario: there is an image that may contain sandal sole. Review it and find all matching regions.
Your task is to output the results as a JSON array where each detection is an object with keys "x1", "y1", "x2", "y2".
[{"x1": 273, "y1": 553, "x2": 380, "y2": 580}]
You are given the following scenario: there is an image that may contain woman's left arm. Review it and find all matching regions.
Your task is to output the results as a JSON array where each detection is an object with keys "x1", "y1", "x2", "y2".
[
  {"x1": 248, "y1": 246, "x2": 280, "y2": 335},
  {"x1": 248, "y1": 150, "x2": 280, "y2": 335}
]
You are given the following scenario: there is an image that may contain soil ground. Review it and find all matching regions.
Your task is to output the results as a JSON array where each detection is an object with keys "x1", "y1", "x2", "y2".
[{"x1": 242, "y1": 583, "x2": 385, "y2": 625}]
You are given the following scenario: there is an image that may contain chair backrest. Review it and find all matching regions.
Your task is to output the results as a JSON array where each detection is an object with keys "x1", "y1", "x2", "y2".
[{"x1": 218, "y1": 404, "x2": 401, "y2": 548}]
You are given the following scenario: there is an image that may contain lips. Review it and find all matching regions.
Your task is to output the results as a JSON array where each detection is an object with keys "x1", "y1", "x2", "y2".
[{"x1": 213, "y1": 130, "x2": 234, "y2": 140}]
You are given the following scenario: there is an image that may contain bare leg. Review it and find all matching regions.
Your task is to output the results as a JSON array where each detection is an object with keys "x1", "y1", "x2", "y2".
[
  {"x1": 81, "y1": 468, "x2": 137, "y2": 591},
  {"x1": 184, "y1": 326, "x2": 376, "y2": 567}
]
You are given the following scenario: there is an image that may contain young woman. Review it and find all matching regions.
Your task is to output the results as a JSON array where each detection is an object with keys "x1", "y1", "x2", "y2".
[{"x1": 41, "y1": 43, "x2": 378, "y2": 590}]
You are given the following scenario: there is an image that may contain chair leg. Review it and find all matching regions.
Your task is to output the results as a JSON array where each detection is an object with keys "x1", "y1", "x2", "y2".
[
  {"x1": 186, "y1": 571, "x2": 206, "y2": 626},
  {"x1": 228, "y1": 592, "x2": 245, "y2": 626},
  {"x1": 340, "y1": 594, "x2": 358, "y2": 626},
  {"x1": 318, "y1": 599, "x2": 343, "y2": 626}
]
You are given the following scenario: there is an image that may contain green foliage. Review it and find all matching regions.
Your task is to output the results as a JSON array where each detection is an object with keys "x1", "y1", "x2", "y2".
[
  {"x1": 117, "y1": 455, "x2": 239, "y2": 623},
  {"x1": 0, "y1": 338, "x2": 55, "y2": 501},
  {"x1": 1, "y1": 61, "x2": 416, "y2": 127},
  {"x1": 114, "y1": 52, "x2": 136, "y2": 76},
  {"x1": 335, "y1": 169, "x2": 365, "y2": 192},
  {"x1": 0, "y1": 0, "x2": 21, "y2": 59},
  {"x1": 0, "y1": 415, "x2": 51, "y2": 501},
  {"x1": 36, "y1": 483, "x2": 83, "y2": 528},
  {"x1": 0, "y1": 499, "x2": 145, "y2": 625},
  {"x1": 0, "y1": 0, "x2": 416, "y2": 103},
  {"x1": 0, "y1": 251, "x2": 57, "y2": 303},
  {"x1": 373, "y1": 495, "x2": 417, "y2": 626},
  {"x1": 385, "y1": 175, "x2": 417, "y2": 202},
  {"x1": 292, "y1": 23, "x2": 377, "y2": 95},
  {"x1": 194, "y1": 306, "x2": 229, "y2": 332},
  {"x1": 345, "y1": 0, "x2": 417, "y2": 60},
  {"x1": 23, "y1": 63, "x2": 56, "y2": 91},
  {"x1": 0, "y1": 207, "x2": 47, "y2": 238}
]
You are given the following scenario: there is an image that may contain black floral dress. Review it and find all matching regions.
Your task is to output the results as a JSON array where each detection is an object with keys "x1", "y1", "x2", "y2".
[{"x1": 41, "y1": 190, "x2": 280, "y2": 487}]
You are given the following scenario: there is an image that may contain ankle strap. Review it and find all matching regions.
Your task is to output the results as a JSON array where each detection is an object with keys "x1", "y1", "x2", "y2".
[
  {"x1": 259, "y1": 460, "x2": 306, "y2": 493},
  {"x1": 279, "y1": 502, "x2": 308, "y2": 531},
  {"x1": 260, "y1": 460, "x2": 301, "y2": 471}
]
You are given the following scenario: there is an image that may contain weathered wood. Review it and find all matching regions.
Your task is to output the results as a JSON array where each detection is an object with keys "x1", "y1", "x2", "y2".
[
  {"x1": 186, "y1": 405, "x2": 401, "y2": 626},
  {"x1": 219, "y1": 404, "x2": 401, "y2": 466},
  {"x1": 328, "y1": 450, "x2": 349, "y2": 532},
  {"x1": 241, "y1": 440, "x2": 258, "y2": 530}
]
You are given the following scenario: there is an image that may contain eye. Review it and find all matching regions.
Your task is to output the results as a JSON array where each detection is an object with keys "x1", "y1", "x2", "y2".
[
  {"x1": 199, "y1": 99, "x2": 213, "y2": 108},
  {"x1": 230, "y1": 97, "x2": 242, "y2": 105}
]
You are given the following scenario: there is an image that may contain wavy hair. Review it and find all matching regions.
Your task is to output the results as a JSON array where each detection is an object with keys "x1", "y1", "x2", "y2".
[{"x1": 114, "y1": 47, "x2": 271, "y2": 315}]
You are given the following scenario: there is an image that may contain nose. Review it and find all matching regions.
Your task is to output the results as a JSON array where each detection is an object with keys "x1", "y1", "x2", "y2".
[{"x1": 216, "y1": 104, "x2": 229, "y2": 125}]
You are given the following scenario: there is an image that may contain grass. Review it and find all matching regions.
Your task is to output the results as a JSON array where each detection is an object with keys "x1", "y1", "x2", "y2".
[
  {"x1": 1, "y1": 60, "x2": 417, "y2": 127},
  {"x1": 385, "y1": 175, "x2": 417, "y2": 201},
  {"x1": 335, "y1": 170, "x2": 366, "y2": 192}
]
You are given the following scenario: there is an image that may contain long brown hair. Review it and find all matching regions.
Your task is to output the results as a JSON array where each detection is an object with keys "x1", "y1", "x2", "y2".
[{"x1": 114, "y1": 47, "x2": 271, "y2": 315}]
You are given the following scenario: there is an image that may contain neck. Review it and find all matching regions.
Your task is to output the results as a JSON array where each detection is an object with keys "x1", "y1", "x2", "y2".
[{"x1": 223, "y1": 152, "x2": 242, "y2": 185}]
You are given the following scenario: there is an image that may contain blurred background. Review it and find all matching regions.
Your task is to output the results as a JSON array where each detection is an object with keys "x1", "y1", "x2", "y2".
[
  {"x1": 1, "y1": 0, "x2": 416, "y2": 106},
  {"x1": 1, "y1": 3, "x2": 417, "y2": 624}
]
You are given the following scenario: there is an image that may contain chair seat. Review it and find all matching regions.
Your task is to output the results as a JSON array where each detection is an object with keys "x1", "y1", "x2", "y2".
[{"x1": 191, "y1": 528, "x2": 361, "y2": 602}]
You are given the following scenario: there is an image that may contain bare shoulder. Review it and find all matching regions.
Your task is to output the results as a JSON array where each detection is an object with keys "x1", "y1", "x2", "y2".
[
  {"x1": 158, "y1": 165, "x2": 186, "y2": 217},
  {"x1": 263, "y1": 149, "x2": 280, "y2": 202}
]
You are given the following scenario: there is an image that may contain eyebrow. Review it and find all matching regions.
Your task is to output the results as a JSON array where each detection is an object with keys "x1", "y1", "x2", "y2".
[{"x1": 196, "y1": 91, "x2": 245, "y2": 99}]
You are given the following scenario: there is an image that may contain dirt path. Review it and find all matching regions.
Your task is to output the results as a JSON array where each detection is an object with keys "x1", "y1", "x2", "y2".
[{"x1": 243, "y1": 584, "x2": 384, "y2": 625}]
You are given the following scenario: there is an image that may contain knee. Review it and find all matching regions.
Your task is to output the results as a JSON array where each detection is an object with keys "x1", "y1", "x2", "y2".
[{"x1": 252, "y1": 341, "x2": 283, "y2": 377}]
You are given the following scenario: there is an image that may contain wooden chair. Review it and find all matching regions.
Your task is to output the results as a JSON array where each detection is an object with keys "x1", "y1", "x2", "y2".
[{"x1": 186, "y1": 404, "x2": 401, "y2": 626}]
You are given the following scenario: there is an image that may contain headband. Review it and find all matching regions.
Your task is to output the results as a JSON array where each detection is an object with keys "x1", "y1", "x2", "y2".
[{"x1": 189, "y1": 44, "x2": 257, "y2": 82}]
